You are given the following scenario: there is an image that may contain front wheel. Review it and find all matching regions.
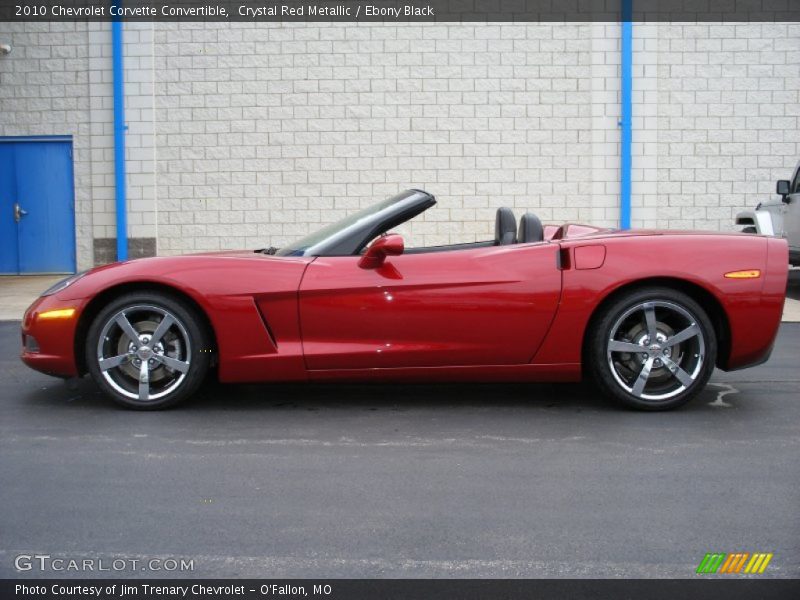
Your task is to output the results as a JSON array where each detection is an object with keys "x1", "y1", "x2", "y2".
[
  {"x1": 85, "y1": 291, "x2": 211, "y2": 410},
  {"x1": 587, "y1": 287, "x2": 717, "y2": 411}
]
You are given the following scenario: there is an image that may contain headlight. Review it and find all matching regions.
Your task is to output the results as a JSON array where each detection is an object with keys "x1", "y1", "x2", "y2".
[{"x1": 40, "y1": 272, "x2": 86, "y2": 297}]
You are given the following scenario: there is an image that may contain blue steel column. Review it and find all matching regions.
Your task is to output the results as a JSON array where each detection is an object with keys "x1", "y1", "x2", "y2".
[
  {"x1": 112, "y1": 18, "x2": 128, "y2": 260},
  {"x1": 619, "y1": 0, "x2": 633, "y2": 229}
]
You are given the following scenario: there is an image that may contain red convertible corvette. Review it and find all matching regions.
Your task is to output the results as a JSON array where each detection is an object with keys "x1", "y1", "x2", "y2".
[{"x1": 21, "y1": 190, "x2": 787, "y2": 411}]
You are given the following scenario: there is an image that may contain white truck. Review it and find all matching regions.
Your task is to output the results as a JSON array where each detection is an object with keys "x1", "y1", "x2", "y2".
[{"x1": 736, "y1": 161, "x2": 800, "y2": 266}]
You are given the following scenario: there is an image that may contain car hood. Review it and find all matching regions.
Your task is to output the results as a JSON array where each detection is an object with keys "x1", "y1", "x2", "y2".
[
  {"x1": 85, "y1": 249, "x2": 310, "y2": 273},
  {"x1": 185, "y1": 249, "x2": 280, "y2": 258},
  {"x1": 58, "y1": 249, "x2": 313, "y2": 302}
]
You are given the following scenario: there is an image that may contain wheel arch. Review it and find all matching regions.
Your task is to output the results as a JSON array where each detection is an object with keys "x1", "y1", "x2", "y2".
[
  {"x1": 735, "y1": 208, "x2": 777, "y2": 236},
  {"x1": 734, "y1": 211, "x2": 757, "y2": 227},
  {"x1": 581, "y1": 277, "x2": 731, "y2": 371},
  {"x1": 74, "y1": 281, "x2": 218, "y2": 376}
]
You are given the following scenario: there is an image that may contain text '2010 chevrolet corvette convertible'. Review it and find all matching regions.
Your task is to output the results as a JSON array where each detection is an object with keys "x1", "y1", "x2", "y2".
[{"x1": 21, "y1": 190, "x2": 788, "y2": 411}]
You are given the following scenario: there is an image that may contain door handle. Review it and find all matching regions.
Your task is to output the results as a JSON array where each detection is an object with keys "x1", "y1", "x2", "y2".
[{"x1": 13, "y1": 202, "x2": 28, "y2": 223}]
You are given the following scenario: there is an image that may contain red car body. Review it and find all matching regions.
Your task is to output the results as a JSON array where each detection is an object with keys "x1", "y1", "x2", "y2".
[{"x1": 21, "y1": 227, "x2": 787, "y2": 386}]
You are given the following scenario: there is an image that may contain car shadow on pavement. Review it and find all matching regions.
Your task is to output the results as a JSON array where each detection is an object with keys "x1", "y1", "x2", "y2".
[{"x1": 20, "y1": 373, "x2": 735, "y2": 415}]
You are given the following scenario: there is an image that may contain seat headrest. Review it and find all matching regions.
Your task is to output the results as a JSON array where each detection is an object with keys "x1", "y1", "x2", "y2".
[
  {"x1": 495, "y1": 207, "x2": 517, "y2": 245},
  {"x1": 518, "y1": 213, "x2": 544, "y2": 243}
]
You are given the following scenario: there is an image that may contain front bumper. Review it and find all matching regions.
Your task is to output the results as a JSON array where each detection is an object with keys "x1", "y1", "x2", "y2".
[{"x1": 20, "y1": 295, "x2": 85, "y2": 378}]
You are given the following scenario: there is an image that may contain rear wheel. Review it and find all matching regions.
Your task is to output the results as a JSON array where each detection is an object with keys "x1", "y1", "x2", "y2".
[
  {"x1": 86, "y1": 291, "x2": 211, "y2": 409},
  {"x1": 587, "y1": 287, "x2": 717, "y2": 411}
]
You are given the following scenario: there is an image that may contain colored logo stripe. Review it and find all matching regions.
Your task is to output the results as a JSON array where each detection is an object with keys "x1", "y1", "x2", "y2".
[
  {"x1": 697, "y1": 553, "x2": 726, "y2": 574},
  {"x1": 697, "y1": 552, "x2": 773, "y2": 574},
  {"x1": 719, "y1": 553, "x2": 749, "y2": 573},
  {"x1": 745, "y1": 553, "x2": 773, "y2": 574}
]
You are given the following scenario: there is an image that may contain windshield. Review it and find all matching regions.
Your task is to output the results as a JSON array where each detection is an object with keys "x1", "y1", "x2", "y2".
[{"x1": 275, "y1": 191, "x2": 420, "y2": 256}]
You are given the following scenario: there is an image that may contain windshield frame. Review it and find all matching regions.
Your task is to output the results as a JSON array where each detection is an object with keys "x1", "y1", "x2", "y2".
[{"x1": 275, "y1": 189, "x2": 436, "y2": 257}]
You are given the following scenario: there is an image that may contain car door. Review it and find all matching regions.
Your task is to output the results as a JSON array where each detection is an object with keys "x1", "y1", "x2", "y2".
[{"x1": 298, "y1": 242, "x2": 562, "y2": 370}]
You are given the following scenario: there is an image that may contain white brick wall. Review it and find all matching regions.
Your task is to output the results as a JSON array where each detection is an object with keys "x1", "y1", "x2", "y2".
[
  {"x1": 1, "y1": 21, "x2": 798, "y2": 266},
  {"x1": 122, "y1": 22, "x2": 158, "y2": 242},
  {"x1": 651, "y1": 23, "x2": 800, "y2": 231},
  {"x1": 153, "y1": 22, "x2": 606, "y2": 252}
]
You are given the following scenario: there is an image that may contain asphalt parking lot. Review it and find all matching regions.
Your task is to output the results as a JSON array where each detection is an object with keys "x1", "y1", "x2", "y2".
[{"x1": 1, "y1": 320, "x2": 798, "y2": 579}]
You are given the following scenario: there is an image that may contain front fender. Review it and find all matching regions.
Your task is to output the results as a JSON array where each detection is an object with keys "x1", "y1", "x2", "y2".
[
  {"x1": 735, "y1": 208, "x2": 778, "y2": 236},
  {"x1": 56, "y1": 254, "x2": 314, "y2": 383}
]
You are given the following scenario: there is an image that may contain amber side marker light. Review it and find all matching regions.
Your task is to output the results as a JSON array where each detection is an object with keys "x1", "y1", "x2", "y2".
[
  {"x1": 724, "y1": 270, "x2": 761, "y2": 279},
  {"x1": 37, "y1": 308, "x2": 76, "y2": 320}
]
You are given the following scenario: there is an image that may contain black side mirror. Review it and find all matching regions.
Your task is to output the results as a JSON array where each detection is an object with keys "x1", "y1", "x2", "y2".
[{"x1": 777, "y1": 180, "x2": 790, "y2": 202}]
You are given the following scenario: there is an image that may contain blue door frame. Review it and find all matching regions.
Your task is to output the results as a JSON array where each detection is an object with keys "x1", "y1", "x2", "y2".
[{"x1": 0, "y1": 135, "x2": 77, "y2": 274}]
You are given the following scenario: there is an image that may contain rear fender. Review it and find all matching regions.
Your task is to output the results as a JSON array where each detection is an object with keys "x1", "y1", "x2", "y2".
[{"x1": 533, "y1": 234, "x2": 785, "y2": 372}]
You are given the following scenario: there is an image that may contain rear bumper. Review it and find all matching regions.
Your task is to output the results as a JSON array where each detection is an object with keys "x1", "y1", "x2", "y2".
[
  {"x1": 722, "y1": 237, "x2": 788, "y2": 371},
  {"x1": 20, "y1": 294, "x2": 83, "y2": 378}
]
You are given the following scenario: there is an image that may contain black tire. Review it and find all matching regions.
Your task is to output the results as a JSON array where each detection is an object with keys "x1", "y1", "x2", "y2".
[
  {"x1": 587, "y1": 287, "x2": 717, "y2": 411},
  {"x1": 85, "y1": 291, "x2": 211, "y2": 410},
  {"x1": 741, "y1": 226, "x2": 757, "y2": 234}
]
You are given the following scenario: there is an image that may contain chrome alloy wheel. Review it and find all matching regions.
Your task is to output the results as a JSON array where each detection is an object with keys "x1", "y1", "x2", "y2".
[
  {"x1": 606, "y1": 300, "x2": 705, "y2": 402},
  {"x1": 96, "y1": 304, "x2": 191, "y2": 402}
]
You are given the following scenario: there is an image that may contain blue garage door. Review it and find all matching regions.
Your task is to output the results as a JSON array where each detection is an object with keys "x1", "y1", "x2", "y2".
[{"x1": 0, "y1": 137, "x2": 76, "y2": 274}]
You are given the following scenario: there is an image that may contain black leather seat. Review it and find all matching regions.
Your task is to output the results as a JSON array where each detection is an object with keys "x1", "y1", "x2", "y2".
[
  {"x1": 518, "y1": 212, "x2": 544, "y2": 243},
  {"x1": 495, "y1": 207, "x2": 517, "y2": 245}
]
